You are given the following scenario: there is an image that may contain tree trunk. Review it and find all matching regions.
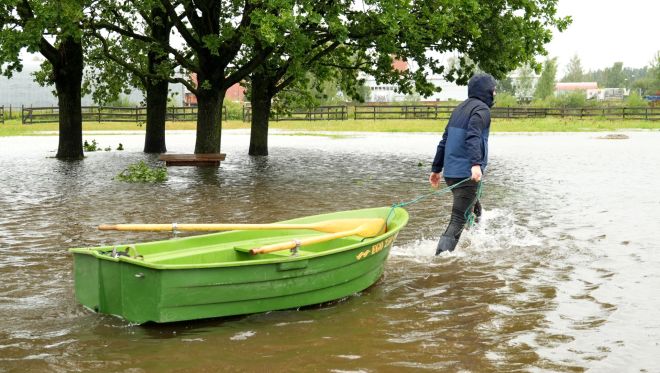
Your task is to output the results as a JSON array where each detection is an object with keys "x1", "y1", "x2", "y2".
[
  {"x1": 194, "y1": 89, "x2": 225, "y2": 154},
  {"x1": 143, "y1": 5, "x2": 170, "y2": 154},
  {"x1": 53, "y1": 37, "x2": 84, "y2": 160},
  {"x1": 144, "y1": 80, "x2": 168, "y2": 153},
  {"x1": 249, "y1": 72, "x2": 273, "y2": 156}
]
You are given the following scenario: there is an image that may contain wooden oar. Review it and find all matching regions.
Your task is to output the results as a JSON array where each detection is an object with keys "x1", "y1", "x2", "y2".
[
  {"x1": 98, "y1": 218, "x2": 386, "y2": 237},
  {"x1": 249, "y1": 225, "x2": 371, "y2": 255}
]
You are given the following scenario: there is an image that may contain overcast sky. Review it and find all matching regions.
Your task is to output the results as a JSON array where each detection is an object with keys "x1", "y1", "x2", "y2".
[{"x1": 546, "y1": 0, "x2": 659, "y2": 74}]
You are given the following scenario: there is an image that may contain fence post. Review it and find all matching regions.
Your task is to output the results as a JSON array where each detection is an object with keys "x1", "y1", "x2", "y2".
[
  {"x1": 9, "y1": 104, "x2": 12, "y2": 119},
  {"x1": 646, "y1": 107, "x2": 648, "y2": 120},
  {"x1": 21, "y1": 105, "x2": 24, "y2": 124},
  {"x1": 622, "y1": 107, "x2": 626, "y2": 119}
]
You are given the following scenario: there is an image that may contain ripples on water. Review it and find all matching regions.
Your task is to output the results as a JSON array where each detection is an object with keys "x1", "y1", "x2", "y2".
[{"x1": 1, "y1": 131, "x2": 659, "y2": 372}]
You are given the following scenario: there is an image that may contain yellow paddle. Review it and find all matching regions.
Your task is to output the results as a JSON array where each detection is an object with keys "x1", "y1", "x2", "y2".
[
  {"x1": 98, "y1": 218, "x2": 386, "y2": 237},
  {"x1": 249, "y1": 224, "x2": 378, "y2": 255}
]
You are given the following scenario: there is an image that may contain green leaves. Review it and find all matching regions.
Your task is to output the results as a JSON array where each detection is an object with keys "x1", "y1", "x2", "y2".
[
  {"x1": 115, "y1": 161, "x2": 167, "y2": 183},
  {"x1": 534, "y1": 57, "x2": 558, "y2": 100}
]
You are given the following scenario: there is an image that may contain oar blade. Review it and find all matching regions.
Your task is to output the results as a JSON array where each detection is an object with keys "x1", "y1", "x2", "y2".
[{"x1": 313, "y1": 218, "x2": 387, "y2": 236}]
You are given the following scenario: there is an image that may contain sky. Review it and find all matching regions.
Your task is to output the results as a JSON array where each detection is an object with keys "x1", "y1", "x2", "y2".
[{"x1": 545, "y1": 0, "x2": 660, "y2": 74}]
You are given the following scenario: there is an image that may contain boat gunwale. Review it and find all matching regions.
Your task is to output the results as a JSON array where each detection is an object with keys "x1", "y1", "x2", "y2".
[{"x1": 69, "y1": 207, "x2": 408, "y2": 270}]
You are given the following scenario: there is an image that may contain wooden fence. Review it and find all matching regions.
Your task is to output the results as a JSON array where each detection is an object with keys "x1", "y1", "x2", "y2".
[
  {"x1": 354, "y1": 105, "x2": 454, "y2": 120},
  {"x1": 0, "y1": 106, "x2": 4, "y2": 124},
  {"x1": 20, "y1": 106, "x2": 227, "y2": 124},
  {"x1": 242, "y1": 105, "x2": 348, "y2": 122},
  {"x1": 353, "y1": 104, "x2": 660, "y2": 121},
  {"x1": 13, "y1": 103, "x2": 660, "y2": 124}
]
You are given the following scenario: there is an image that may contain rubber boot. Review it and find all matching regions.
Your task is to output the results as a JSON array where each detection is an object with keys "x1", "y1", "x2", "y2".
[
  {"x1": 435, "y1": 221, "x2": 464, "y2": 255},
  {"x1": 473, "y1": 200, "x2": 482, "y2": 224},
  {"x1": 435, "y1": 235, "x2": 458, "y2": 254}
]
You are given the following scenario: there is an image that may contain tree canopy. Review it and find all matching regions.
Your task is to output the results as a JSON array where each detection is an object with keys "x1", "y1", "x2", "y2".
[
  {"x1": 1, "y1": 0, "x2": 89, "y2": 159},
  {"x1": 534, "y1": 58, "x2": 558, "y2": 100},
  {"x1": 561, "y1": 54, "x2": 584, "y2": 82},
  {"x1": 3, "y1": 0, "x2": 572, "y2": 156}
]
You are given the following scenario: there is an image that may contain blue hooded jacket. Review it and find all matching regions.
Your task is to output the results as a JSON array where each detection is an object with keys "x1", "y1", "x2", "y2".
[{"x1": 432, "y1": 73, "x2": 496, "y2": 178}]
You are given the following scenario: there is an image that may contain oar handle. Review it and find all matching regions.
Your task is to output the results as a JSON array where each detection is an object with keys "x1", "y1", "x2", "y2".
[{"x1": 98, "y1": 223, "x2": 312, "y2": 232}]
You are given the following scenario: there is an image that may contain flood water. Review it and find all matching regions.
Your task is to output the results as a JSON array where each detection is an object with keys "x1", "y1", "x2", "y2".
[{"x1": 1, "y1": 130, "x2": 659, "y2": 372}]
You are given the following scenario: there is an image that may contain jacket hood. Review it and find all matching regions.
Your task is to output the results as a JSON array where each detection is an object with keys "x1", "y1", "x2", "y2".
[{"x1": 468, "y1": 73, "x2": 497, "y2": 107}]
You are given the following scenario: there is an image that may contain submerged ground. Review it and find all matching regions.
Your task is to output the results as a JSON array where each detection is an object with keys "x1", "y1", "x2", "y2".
[{"x1": 1, "y1": 130, "x2": 659, "y2": 371}]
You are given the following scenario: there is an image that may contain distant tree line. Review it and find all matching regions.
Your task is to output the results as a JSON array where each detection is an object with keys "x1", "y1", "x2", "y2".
[
  {"x1": 1, "y1": 0, "x2": 569, "y2": 159},
  {"x1": 498, "y1": 51, "x2": 660, "y2": 104}
]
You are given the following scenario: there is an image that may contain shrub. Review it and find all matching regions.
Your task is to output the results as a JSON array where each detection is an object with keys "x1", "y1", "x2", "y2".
[
  {"x1": 557, "y1": 92, "x2": 588, "y2": 108},
  {"x1": 83, "y1": 139, "x2": 99, "y2": 152},
  {"x1": 107, "y1": 95, "x2": 137, "y2": 107},
  {"x1": 116, "y1": 161, "x2": 167, "y2": 183},
  {"x1": 625, "y1": 92, "x2": 648, "y2": 107},
  {"x1": 494, "y1": 92, "x2": 517, "y2": 107},
  {"x1": 224, "y1": 100, "x2": 244, "y2": 120}
]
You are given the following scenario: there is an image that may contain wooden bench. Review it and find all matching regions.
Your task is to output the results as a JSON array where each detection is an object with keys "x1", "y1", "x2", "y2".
[{"x1": 158, "y1": 153, "x2": 226, "y2": 166}]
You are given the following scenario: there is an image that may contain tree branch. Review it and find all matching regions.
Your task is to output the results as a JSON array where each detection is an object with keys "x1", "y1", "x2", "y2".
[
  {"x1": 159, "y1": 0, "x2": 202, "y2": 50},
  {"x1": 92, "y1": 21, "x2": 199, "y2": 72},
  {"x1": 224, "y1": 46, "x2": 274, "y2": 89},
  {"x1": 219, "y1": 0, "x2": 255, "y2": 67}
]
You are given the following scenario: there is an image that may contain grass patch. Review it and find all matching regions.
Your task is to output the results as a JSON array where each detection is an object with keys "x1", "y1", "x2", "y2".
[
  {"x1": 1, "y1": 117, "x2": 659, "y2": 137},
  {"x1": 490, "y1": 118, "x2": 660, "y2": 132}
]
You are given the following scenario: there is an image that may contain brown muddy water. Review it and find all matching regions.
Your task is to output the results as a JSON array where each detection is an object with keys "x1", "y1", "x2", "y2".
[{"x1": 1, "y1": 130, "x2": 659, "y2": 372}]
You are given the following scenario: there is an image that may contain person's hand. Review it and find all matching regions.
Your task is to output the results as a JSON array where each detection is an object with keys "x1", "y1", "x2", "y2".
[
  {"x1": 470, "y1": 165, "x2": 482, "y2": 182},
  {"x1": 429, "y1": 172, "x2": 442, "y2": 189}
]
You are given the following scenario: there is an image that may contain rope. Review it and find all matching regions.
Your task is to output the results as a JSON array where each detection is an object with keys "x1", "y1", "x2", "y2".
[
  {"x1": 464, "y1": 180, "x2": 483, "y2": 228},
  {"x1": 386, "y1": 177, "x2": 479, "y2": 227}
]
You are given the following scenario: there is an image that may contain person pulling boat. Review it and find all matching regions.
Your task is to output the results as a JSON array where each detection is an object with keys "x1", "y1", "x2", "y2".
[{"x1": 429, "y1": 73, "x2": 496, "y2": 254}]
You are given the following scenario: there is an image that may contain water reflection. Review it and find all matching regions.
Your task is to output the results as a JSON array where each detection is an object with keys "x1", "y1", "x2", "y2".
[{"x1": 1, "y1": 131, "x2": 659, "y2": 371}]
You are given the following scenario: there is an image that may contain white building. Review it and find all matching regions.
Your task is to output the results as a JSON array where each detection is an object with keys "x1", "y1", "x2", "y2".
[{"x1": 361, "y1": 59, "x2": 467, "y2": 102}]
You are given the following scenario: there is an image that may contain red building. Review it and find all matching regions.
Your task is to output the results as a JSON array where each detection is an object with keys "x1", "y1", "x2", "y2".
[{"x1": 183, "y1": 73, "x2": 245, "y2": 106}]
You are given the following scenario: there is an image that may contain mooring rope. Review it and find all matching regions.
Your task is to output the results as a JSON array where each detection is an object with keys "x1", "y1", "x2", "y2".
[{"x1": 386, "y1": 177, "x2": 483, "y2": 229}]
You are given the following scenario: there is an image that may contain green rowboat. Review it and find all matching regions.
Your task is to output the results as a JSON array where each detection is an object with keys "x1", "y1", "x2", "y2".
[{"x1": 69, "y1": 206, "x2": 408, "y2": 324}]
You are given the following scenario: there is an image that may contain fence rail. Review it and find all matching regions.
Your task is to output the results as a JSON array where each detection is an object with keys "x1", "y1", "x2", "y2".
[
  {"x1": 243, "y1": 105, "x2": 348, "y2": 122},
  {"x1": 354, "y1": 105, "x2": 456, "y2": 120},
  {"x1": 20, "y1": 106, "x2": 227, "y2": 124}
]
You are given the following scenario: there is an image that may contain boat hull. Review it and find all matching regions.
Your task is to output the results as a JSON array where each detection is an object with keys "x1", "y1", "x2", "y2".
[{"x1": 70, "y1": 207, "x2": 408, "y2": 324}]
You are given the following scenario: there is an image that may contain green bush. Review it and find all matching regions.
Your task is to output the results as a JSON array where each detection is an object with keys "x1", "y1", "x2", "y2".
[
  {"x1": 224, "y1": 100, "x2": 244, "y2": 120},
  {"x1": 556, "y1": 92, "x2": 588, "y2": 108},
  {"x1": 494, "y1": 92, "x2": 517, "y2": 107},
  {"x1": 625, "y1": 92, "x2": 648, "y2": 107},
  {"x1": 529, "y1": 97, "x2": 554, "y2": 108},
  {"x1": 116, "y1": 161, "x2": 167, "y2": 183},
  {"x1": 83, "y1": 139, "x2": 99, "y2": 152},
  {"x1": 107, "y1": 95, "x2": 137, "y2": 107}
]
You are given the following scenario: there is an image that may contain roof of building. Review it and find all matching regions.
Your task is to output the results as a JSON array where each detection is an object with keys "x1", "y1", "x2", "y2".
[
  {"x1": 555, "y1": 82, "x2": 598, "y2": 91},
  {"x1": 392, "y1": 59, "x2": 408, "y2": 72}
]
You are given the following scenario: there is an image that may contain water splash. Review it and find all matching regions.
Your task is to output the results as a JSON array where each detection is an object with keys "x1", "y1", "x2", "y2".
[{"x1": 391, "y1": 208, "x2": 544, "y2": 260}]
